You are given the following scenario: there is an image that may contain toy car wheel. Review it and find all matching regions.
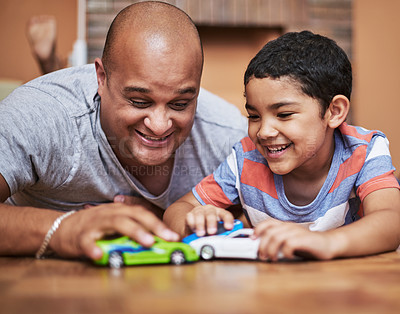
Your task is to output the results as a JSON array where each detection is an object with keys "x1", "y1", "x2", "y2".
[
  {"x1": 108, "y1": 251, "x2": 124, "y2": 269},
  {"x1": 170, "y1": 250, "x2": 186, "y2": 265},
  {"x1": 200, "y1": 245, "x2": 215, "y2": 260}
]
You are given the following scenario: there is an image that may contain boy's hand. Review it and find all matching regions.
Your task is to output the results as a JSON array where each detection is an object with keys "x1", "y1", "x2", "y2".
[
  {"x1": 186, "y1": 205, "x2": 234, "y2": 237},
  {"x1": 253, "y1": 219, "x2": 337, "y2": 261}
]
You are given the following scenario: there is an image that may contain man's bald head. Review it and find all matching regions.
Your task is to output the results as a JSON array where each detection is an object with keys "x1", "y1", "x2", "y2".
[{"x1": 102, "y1": 1, "x2": 203, "y2": 77}]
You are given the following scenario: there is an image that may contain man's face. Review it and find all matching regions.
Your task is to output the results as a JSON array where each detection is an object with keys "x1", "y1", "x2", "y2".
[{"x1": 96, "y1": 34, "x2": 202, "y2": 169}]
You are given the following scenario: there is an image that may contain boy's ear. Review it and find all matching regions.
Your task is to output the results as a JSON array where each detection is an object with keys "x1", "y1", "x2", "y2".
[{"x1": 326, "y1": 95, "x2": 349, "y2": 128}]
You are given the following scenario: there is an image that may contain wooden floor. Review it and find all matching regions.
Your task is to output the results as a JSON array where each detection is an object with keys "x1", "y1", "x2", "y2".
[{"x1": 1, "y1": 251, "x2": 400, "y2": 314}]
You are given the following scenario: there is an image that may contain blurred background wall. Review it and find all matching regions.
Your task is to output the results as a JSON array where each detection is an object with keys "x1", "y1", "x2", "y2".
[
  {"x1": 85, "y1": 0, "x2": 352, "y2": 116},
  {"x1": 0, "y1": 0, "x2": 77, "y2": 81},
  {"x1": 352, "y1": 0, "x2": 400, "y2": 176},
  {"x1": 1, "y1": 0, "x2": 399, "y2": 172}
]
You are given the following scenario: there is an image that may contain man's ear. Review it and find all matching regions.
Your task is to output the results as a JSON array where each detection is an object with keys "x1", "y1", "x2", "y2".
[
  {"x1": 94, "y1": 57, "x2": 106, "y2": 96},
  {"x1": 327, "y1": 95, "x2": 350, "y2": 128}
]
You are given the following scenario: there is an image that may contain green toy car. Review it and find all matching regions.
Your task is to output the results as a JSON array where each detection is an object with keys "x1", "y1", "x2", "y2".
[{"x1": 94, "y1": 236, "x2": 199, "y2": 268}]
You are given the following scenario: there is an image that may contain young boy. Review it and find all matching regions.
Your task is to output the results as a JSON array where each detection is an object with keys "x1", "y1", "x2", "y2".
[{"x1": 164, "y1": 31, "x2": 400, "y2": 261}]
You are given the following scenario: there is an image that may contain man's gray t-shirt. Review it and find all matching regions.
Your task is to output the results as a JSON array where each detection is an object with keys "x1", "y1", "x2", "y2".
[{"x1": 0, "y1": 64, "x2": 247, "y2": 210}]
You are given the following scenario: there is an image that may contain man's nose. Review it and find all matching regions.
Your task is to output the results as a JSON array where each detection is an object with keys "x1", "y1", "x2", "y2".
[{"x1": 143, "y1": 107, "x2": 173, "y2": 136}]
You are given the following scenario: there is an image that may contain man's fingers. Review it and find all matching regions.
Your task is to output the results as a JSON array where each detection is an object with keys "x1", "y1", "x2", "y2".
[
  {"x1": 124, "y1": 205, "x2": 179, "y2": 242},
  {"x1": 84, "y1": 243, "x2": 104, "y2": 260},
  {"x1": 114, "y1": 195, "x2": 164, "y2": 219},
  {"x1": 76, "y1": 203, "x2": 179, "y2": 260},
  {"x1": 114, "y1": 194, "x2": 138, "y2": 205}
]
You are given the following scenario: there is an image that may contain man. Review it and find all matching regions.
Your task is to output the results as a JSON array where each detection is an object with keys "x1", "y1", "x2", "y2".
[{"x1": 0, "y1": 2, "x2": 247, "y2": 260}]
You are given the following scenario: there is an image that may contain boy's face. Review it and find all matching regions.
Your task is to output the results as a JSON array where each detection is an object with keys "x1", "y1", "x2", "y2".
[{"x1": 245, "y1": 77, "x2": 335, "y2": 177}]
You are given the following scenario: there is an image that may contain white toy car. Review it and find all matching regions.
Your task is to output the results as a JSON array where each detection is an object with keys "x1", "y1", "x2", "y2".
[
  {"x1": 187, "y1": 228, "x2": 260, "y2": 260},
  {"x1": 182, "y1": 219, "x2": 244, "y2": 245}
]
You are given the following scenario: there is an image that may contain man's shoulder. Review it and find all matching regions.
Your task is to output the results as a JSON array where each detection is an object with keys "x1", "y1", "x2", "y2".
[
  {"x1": 26, "y1": 64, "x2": 96, "y2": 88},
  {"x1": 22, "y1": 64, "x2": 98, "y2": 117}
]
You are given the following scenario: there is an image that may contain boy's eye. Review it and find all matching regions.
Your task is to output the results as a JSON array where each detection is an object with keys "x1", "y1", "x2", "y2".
[
  {"x1": 277, "y1": 112, "x2": 294, "y2": 118},
  {"x1": 247, "y1": 114, "x2": 260, "y2": 120}
]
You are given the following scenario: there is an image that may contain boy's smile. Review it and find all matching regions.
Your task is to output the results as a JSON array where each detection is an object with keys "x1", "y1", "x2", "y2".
[
  {"x1": 264, "y1": 143, "x2": 293, "y2": 157},
  {"x1": 245, "y1": 76, "x2": 335, "y2": 179}
]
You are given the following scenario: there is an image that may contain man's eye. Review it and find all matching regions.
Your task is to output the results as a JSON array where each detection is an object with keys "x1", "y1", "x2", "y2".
[
  {"x1": 169, "y1": 102, "x2": 189, "y2": 110},
  {"x1": 130, "y1": 100, "x2": 151, "y2": 108}
]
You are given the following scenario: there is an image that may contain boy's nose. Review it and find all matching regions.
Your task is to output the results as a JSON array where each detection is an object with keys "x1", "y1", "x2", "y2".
[
  {"x1": 257, "y1": 121, "x2": 279, "y2": 139},
  {"x1": 143, "y1": 108, "x2": 173, "y2": 136}
]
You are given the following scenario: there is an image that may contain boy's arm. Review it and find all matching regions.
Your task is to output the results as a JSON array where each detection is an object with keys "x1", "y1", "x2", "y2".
[
  {"x1": 255, "y1": 187, "x2": 400, "y2": 261},
  {"x1": 163, "y1": 192, "x2": 235, "y2": 238},
  {"x1": 330, "y1": 187, "x2": 400, "y2": 257},
  {"x1": 163, "y1": 192, "x2": 201, "y2": 237}
]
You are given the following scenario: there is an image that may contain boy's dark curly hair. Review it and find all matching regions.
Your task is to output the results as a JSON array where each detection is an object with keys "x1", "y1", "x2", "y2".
[{"x1": 244, "y1": 31, "x2": 352, "y2": 116}]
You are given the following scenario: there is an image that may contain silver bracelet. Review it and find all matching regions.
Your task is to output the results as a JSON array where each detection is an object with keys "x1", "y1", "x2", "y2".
[{"x1": 35, "y1": 210, "x2": 77, "y2": 259}]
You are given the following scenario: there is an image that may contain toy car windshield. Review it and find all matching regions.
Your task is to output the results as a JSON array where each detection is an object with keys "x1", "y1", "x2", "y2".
[{"x1": 182, "y1": 219, "x2": 243, "y2": 244}]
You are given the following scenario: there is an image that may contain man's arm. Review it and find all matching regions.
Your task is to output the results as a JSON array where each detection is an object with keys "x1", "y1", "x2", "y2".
[
  {"x1": 0, "y1": 174, "x2": 179, "y2": 259},
  {"x1": 0, "y1": 174, "x2": 62, "y2": 255}
]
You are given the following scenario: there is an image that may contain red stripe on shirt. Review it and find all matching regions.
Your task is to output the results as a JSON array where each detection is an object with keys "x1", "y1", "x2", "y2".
[
  {"x1": 241, "y1": 137, "x2": 256, "y2": 153},
  {"x1": 195, "y1": 174, "x2": 234, "y2": 208},
  {"x1": 357, "y1": 170, "x2": 400, "y2": 201},
  {"x1": 339, "y1": 123, "x2": 377, "y2": 142},
  {"x1": 241, "y1": 158, "x2": 278, "y2": 199},
  {"x1": 357, "y1": 203, "x2": 364, "y2": 218},
  {"x1": 329, "y1": 145, "x2": 367, "y2": 193}
]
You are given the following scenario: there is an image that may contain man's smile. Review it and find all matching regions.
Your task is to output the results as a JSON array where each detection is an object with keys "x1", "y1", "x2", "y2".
[
  {"x1": 136, "y1": 130, "x2": 173, "y2": 141},
  {"x1": 135, "y1": 130, "x2": 174, "y2": 148}
]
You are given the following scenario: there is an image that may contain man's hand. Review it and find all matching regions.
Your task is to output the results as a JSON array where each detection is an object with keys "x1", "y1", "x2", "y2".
[
  {"x1": 51, "y1": 201, "x2": 179, "y2": 260},
  {"x1": 113, "y1": 194, "x2": 165, "y2": 219}
]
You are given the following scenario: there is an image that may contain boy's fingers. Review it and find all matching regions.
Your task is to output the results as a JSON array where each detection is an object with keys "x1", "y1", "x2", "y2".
[
  {"x1": 205, "y1": 214, "x2": 218, "y2": 235},
  {"x1": 194, "y1": 212, "x2": 207, "y2": 236},
  {"x1": 217, "y1": 209, "x2": 234, "y2": 229},
  {"x1": 186, "y1": 205, "x2": 234, "y2": 237},
  {"x1": 186, "y1": 211, "x2": 196, "y2": 230}
]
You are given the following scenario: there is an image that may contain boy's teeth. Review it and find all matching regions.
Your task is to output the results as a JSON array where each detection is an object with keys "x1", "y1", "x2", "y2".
[{"x1": 268, "y1": 144, "x2": 290, "y2": 152}]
